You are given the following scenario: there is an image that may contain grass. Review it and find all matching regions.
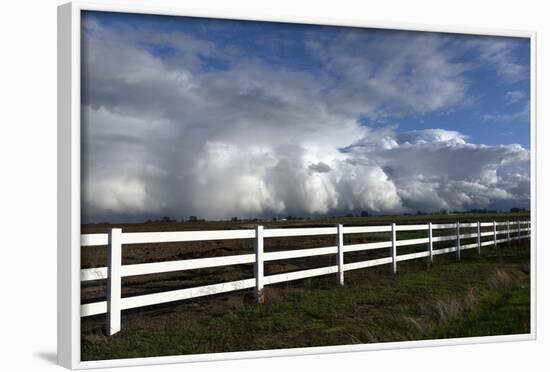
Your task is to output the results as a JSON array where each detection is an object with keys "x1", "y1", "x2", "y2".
[{"x1": 81, "y1": 239, "x2": 531, "y2": 360}]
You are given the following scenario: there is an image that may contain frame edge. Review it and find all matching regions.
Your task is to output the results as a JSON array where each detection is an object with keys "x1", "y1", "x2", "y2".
[
  {"x1": 530, "y1": 30, "x2": 537, "y2": 340},
  {"x1": 58, "y1": 2, "x2": 80, "y2": 369},
  {"x1": 65, "y1": 2, "x2": 538, "y2": 369}
]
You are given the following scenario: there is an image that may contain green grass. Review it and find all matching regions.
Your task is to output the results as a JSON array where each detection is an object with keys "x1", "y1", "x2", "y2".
[{"x1": 81, "y1": 240, "x2": 530, "y2": 360}]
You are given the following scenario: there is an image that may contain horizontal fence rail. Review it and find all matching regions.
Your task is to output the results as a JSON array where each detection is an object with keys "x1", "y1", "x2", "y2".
[{"x1": 80, "y1": 220, "x2": 531, "y2": 335}]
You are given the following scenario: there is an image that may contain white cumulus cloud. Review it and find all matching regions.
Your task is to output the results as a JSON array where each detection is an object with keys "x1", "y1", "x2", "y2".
[{"x1": 80, "y1": 18, "x2": 530, "y2": 222}]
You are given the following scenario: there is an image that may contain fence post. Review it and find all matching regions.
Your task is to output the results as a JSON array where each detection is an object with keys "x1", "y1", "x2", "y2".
[
  {"x1": 428, "y1": 222, "x2": 433, "y2": 264},
  {"x1": 507, "y1": 220, "x2": 511, "y2": 242},
  {"x1": 456, "y1": 222, "x2": 461, "y2": 260},
  {"x1": 107, "y1": 227, "x2": 122, "y2": 336},
  {"x1": 493, "y1": 221, "x2": 497, "y2": 248},
  {"x1": 336, "y1": 224, "x2": 344, "y2": 286},
  {"x1": 517, "y1": 220, "x2": 521, "y2": 240},
  {"x1": 477, "y1": 221, "x2": 481, "y2": 254},
  {"x1": 390, "y1": 223, "x2": 397, "y2": 274},
  {"x1": 254, "y1": 225, "x2": 264, "y2": 304}
]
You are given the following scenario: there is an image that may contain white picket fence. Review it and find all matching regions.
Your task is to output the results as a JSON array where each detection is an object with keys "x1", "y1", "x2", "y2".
[{"x1": 80, "y1": 220, "x2": 531, "y2": 335}]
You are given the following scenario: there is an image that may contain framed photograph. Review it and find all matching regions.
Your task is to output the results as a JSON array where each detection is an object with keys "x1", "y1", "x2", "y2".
[{"x1": 58, "y1": 0, "x2": 536, "y2": 369}]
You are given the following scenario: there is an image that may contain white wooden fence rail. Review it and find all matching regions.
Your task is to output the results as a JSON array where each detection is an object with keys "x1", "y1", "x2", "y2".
[{"x1": 80, "y1": 220, "x2": 531, "y2": 335}]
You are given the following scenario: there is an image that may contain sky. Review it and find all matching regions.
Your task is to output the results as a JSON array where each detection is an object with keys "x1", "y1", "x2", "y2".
[{"x1": 80, "y1": 11, "x2": 531, "y2": 223}]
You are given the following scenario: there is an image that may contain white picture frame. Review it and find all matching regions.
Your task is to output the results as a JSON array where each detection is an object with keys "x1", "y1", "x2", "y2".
[{"x1": 58, "y1": 0, "x2": 537, "y2": 369}]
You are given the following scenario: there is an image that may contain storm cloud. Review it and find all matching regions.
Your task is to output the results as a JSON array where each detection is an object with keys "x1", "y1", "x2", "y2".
[{"x1": 81, "y1": 15, "x2": 530, "y2": 222}]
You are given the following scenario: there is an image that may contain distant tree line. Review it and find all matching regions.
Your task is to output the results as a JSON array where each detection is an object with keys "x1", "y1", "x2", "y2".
[
  {"x1": 145, "y1": 215, "x2": 206, "y2": 224},
  {"x1": 142, "y1": 207, "x2": 529, "y2": 224},
  {"x1": 509, "y1": 207, "x2": 529, "y2": 213}
]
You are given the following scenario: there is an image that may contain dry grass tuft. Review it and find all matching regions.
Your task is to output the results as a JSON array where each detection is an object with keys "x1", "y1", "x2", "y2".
[
  {"x1": 401, "y1": 316, "x2": 427, "y2": 336},
  {"x1": 487, "y1": 269, "x2": 513, "y2": 290},
  {"x1": 419, "y1": 287, "x2": 482, "y2": 329},
  {"x1": 434, "y1": 298, "x2": 463, "y2": 324}
]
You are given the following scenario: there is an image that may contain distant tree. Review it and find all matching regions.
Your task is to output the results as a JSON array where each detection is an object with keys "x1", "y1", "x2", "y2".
[
  {"x1": 439, "y1": 209, "x2": 448, "y2": 215},
  {"x1": 231, "y1": 216, "x2": 239, "y2": 222},
  {"x1": 361, "y1": 211, "x2": 369, "y2": 217},
  {"x1": 469, "y1": 209, "x2": 487, "y2": 214},
  {"x1": 188, "y1": 215, "x2": 198, "y2": 222},
  {"x1": 345, "y1": 213, "x2": 354, "y2": 218},
  {"x1": 161, "y1": 216, "x2": 173, "y2": 223}
]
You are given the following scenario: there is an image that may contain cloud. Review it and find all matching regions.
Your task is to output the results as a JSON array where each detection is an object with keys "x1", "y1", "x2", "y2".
[
  {"x1": 80, "y1": 18, "x2": 530, "y2": 222},
  {"x1": 305, "y1": 30, "x2": 470, "y2": 118},
  {"x1": 483, "y1": 102, "x2": 530, "y2": 123},
  {"x1": 343, "y1": 128, "x2": 529, "y2": 213},
  {"x1": 504, "y1": 90, "x2": 526, "y2": 104},
  {"x1": 396, "y1": 129, "x2": 467, "y2": 145},
  {"x1": 463, "y1": 37, "x2": 529, "y2": 83},
  {"x1": 308, "y1": 162, "x2": 332, "y2": 174}
]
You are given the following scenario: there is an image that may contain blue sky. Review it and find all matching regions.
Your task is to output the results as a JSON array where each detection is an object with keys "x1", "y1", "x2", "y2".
[
  {"x1": 81, "y1": 11, "x2": 531, "y2": 222},
  {"x1": 83, "y1": 11, "x2": 530, "y2": 149}
]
